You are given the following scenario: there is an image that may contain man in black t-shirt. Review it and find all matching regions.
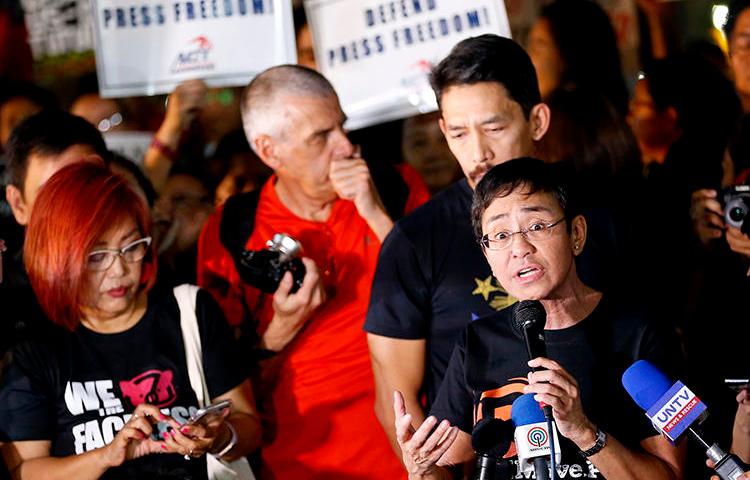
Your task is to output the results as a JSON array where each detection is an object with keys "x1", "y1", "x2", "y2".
[{"x1": 365, "y1": 35, "x2": 551, "y2": 455}]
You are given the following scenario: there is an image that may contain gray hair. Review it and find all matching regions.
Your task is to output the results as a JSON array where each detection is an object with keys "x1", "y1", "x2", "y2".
[{"x1": 241, "y1": 65, "x2": 338, "y2": 151}]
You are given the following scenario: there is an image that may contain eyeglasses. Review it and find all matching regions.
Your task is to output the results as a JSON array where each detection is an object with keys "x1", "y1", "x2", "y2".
[
  {"x1": 481, "y1": 218, "x2": 565, "y2": 250},
  {"x1": 97, "y1": 112, "x2": 123, "y2": 133},
  {"x1": 87, "y1": 237, "x2": 152, "y2": 271}
]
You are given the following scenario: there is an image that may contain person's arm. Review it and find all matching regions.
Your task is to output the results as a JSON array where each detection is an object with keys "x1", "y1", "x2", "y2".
[
  {"x1": 244, "y1": 259, "x2": 326, "y2": 392},
  {"x1": 258, "y1": 258, "x2": 326, "y2": 353},
  {"x1": 329, "y1": 154, "x2": 393, "y2": 241},
  {"x1": 368, "y1": 335, "x2": 427, "y2": 457},
  {"x1": 731, "y1": 389, "x2": 750, "y2": 464},
  {"x1": 1, "y1": 404, "x2": 172, "y2": 480},
  {"x1": 726, "y1": 227, "x2": 750, "y2": 262},
  {"x1": 526, "y1": 357, "x2": 684, "y2": 480},
  {"x1": 690, "y1": 189, "x2": 725, "y2": 246},
  {"x1": 143, "y1": 79, "x2": 207, "y2": 193}
]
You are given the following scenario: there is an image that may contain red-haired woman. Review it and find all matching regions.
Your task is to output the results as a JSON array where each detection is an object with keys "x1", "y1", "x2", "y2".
[{"x1": 0, "y1": 162, "x2": 261, "y2": 479}]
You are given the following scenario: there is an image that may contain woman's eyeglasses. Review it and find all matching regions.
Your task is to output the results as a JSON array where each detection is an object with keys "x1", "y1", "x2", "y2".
[
  {"x1": 87, "y1": 237, "x2": 152, "y2": 271},
  {"x1": 481, "y1": 218, "x2": 565, "y2": 250}
]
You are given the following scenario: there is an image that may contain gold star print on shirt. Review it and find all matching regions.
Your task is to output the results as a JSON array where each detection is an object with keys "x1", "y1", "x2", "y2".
[{"x1": 472, "y1": 276, "x2": 517, "y2": 311}]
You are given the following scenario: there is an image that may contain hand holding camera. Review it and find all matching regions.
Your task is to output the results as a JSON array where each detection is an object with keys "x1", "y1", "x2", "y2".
[
  {"x1": 691, "y1": 187, "x2": 750, "y2": 258},
  {"x1": 237, "y1": 233, "x2": 306, "y2": 294},
  {"x1": 724, "y1": 186, "x2": 750, "y2": 258},
  {"x1": 691, "y1": 189, "x2": 725, "y2": 245},
  {"x1": 261, "y1": 256, "x2": 326, "y2": 353}
]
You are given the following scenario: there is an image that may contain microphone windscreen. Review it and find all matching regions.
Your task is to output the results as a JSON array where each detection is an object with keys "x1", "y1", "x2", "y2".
[
  {"x1": 621, "y1": 360, "x2": 673, "y2": 411},
  {"x1": 513, "y1": 300, "x2": 546, "y2": 331},
  {"x1": 471, "y1": 417, "x2": 513, "y2": 456},
  {"x1": 511, "y1": 393, "x2": 546, "y2": 427}
]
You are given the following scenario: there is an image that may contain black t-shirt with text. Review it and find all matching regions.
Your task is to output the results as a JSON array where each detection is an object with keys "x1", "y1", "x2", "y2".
[
  {"x1": 0, "y1": 289, "x2": 246, "y2": 480},
  {"x1": 365, "y1": 179, "x2": 513, "y2": 407},
  {"x1": 430, "y1": 295, "x2": 681, "y2": 479}
]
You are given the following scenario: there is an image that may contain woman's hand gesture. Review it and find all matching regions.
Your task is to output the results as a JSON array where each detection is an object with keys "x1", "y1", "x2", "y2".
[{"x1": 100, "y1": 404, "x2": 171, "y2": 468}]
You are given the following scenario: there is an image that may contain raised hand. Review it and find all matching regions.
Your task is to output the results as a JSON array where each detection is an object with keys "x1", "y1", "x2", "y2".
[
  {"x1": 329, "y1": 151, "x2": 385, "y2": 220},
  {"x1": 393, "y1": 391, "x2": 459, "y2": 477}
]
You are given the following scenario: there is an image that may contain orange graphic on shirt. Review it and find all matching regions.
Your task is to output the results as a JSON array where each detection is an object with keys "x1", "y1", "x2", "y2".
[{"x1": 475, "y1": 378, "x2": 528, "y2": 459}]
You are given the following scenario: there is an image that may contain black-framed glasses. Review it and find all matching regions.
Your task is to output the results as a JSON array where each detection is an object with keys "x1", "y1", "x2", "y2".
[
  {"x1": 87, "y1": 237, "x2": 152, "y2": 271},
  {"x1": 481, "y1": 218, "x2": 565, "y2": 250}
]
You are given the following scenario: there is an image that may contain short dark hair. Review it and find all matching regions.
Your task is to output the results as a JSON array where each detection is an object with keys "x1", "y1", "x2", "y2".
[
  {"x1": 0, "y1": 82, "x2": 57, "y2": 111},
  {"x1": 6, "y1": 110, "x2": 109, "y2": 189},
  {"x1": 430, "y1": 34, "x2": 541, "y2": 118},
  {"x1": 471, "y1": 158, "x2": 572, "y2": 243},
  {"x1": 726, "y1": 0, "x2": 750, "y2": 40}
]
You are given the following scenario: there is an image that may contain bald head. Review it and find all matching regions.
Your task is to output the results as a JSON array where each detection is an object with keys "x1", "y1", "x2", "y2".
[{"x1": 241, "y1": 65, "x2": 338, "y2": 149}]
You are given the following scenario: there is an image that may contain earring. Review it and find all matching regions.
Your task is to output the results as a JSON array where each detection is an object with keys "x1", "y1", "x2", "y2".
[{"x1": 574, "y1": 243, "x2": 580, "y2": 251}]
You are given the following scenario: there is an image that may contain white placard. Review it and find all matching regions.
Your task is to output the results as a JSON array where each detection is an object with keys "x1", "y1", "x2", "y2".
[
  {"x1": 91, "y1": 0, "x2": 297, "y2": 97},
  {"x1": 103, "y1": 131, "x2": 154, "y2": 164},
  {"x1": 21, "y1": 0, "x2": 95, "y2": 59},
  {"x1": 305, "y1": 0, "x2": 510, "y2": 130}
]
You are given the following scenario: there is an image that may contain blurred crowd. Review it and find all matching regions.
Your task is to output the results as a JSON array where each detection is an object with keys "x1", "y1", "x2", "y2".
[{"x1": 1, "y1": 1, "x2": 750, "y2": 479}]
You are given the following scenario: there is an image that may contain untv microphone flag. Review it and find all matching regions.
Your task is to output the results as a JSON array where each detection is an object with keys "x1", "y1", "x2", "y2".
[{"x1": 622, "y1": 360, "x2": 708, "y2": 444}]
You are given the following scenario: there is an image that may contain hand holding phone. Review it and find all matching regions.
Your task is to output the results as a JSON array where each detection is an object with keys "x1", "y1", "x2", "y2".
[
  {"x1": 186, "y1": 399, "x2": 232, "y2": 427},
  {"x1": 725, "y1": 379, "x2": 750, "y2": 392}
]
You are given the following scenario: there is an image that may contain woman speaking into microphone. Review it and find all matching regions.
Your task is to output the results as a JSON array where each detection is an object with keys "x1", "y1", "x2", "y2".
[{"x1": 393, "y1": 158, "x2": 685, "y2": 479}]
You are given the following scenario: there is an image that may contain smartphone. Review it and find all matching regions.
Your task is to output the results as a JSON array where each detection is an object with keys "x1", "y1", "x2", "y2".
[
  {"x1": 185, "y1": 400, "x2": 232, "y2": 427},
  {"x1": 725, "y1": 379, "x2": 750, "y2": 392}
]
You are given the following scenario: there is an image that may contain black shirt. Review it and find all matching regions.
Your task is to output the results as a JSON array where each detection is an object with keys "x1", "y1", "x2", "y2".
[
  {"x1": 430, "y1": 295, "x2": 680, "y2": 479},
  {"x1": 0, "y1": 289, "x2": 246, "y2": 480},
  {"x1": 365, "y1": 179, "x2": 513, "y2": 407}
]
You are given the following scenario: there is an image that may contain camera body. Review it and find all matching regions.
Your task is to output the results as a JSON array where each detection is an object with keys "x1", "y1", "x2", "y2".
[
  {"x1": 723, "y1": 185, "x2": 750, "y2": 235},
  {"x1": 237, "y1": 233, "x2": 306, "y2": 293}
]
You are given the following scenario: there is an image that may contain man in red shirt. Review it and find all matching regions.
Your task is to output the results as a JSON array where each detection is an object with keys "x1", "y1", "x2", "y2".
[{"x1": 197, "y1": 65, "x2": 426, "y2": 478}]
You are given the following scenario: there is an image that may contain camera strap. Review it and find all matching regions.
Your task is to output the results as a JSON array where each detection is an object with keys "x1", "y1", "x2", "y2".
[{"x1": 218, "y1": 188, "x2": 262, "y2": 276}]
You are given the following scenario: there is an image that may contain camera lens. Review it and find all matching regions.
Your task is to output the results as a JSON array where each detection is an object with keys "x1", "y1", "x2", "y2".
[{"x1": 730, "y1": 206, "x2": 747, "y2": 222}]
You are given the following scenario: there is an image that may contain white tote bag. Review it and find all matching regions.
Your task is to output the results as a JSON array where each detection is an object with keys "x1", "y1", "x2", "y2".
[{"x1": 174, "y1": 284, "x2": 256, "y2": 480}]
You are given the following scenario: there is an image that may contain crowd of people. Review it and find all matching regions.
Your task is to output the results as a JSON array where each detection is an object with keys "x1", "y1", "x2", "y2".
[{"x1": 1, "y1": 0, "x2": 750, "y2": 479}]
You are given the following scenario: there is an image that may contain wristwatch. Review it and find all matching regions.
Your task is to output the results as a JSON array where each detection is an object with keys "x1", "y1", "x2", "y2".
[{"x1": 579, "y1": 427, "x2": 607, "y2": 458}]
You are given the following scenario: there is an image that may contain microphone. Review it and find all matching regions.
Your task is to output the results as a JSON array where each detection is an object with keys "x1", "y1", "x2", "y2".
[
  {"x1": 622, "y1": 360, "x2": 747, "y2": 480},
  {"x1": 513, "y1": 300, "x2": 553, "y2": 419},
  {"x1": 471, "y1": 417, "x2": 513, "y2": 480},
  {"x1": 511, "y1": 393, "x2": 561, "y2": 480}
]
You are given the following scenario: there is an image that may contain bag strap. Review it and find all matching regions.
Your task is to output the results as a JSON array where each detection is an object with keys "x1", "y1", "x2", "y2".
[{"x1": 174, "y1": 284, "x2": 210, "y2": 408}]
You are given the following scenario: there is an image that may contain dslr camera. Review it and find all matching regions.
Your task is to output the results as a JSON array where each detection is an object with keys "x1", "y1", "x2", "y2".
[
  {"x1": 723, "y1": 185, "x2": 750, "y2": 235},
  {"x1": 237, "y1": 233, "x2": 306, "y2": 293}
]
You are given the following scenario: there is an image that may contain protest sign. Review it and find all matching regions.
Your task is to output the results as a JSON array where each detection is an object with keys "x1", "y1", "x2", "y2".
[
  {"x1": 103, "y1": 131, "x2": 154, "y2": 164},
  {"x1": 305, "y1": 0, "x2": 510, "y2": 130},
  {"x1": 91, "y1": 0, "x2": 296, "y2": 97},
  {"x1": 22, "y1": 0, "x2": 95, "y2": 58}
]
